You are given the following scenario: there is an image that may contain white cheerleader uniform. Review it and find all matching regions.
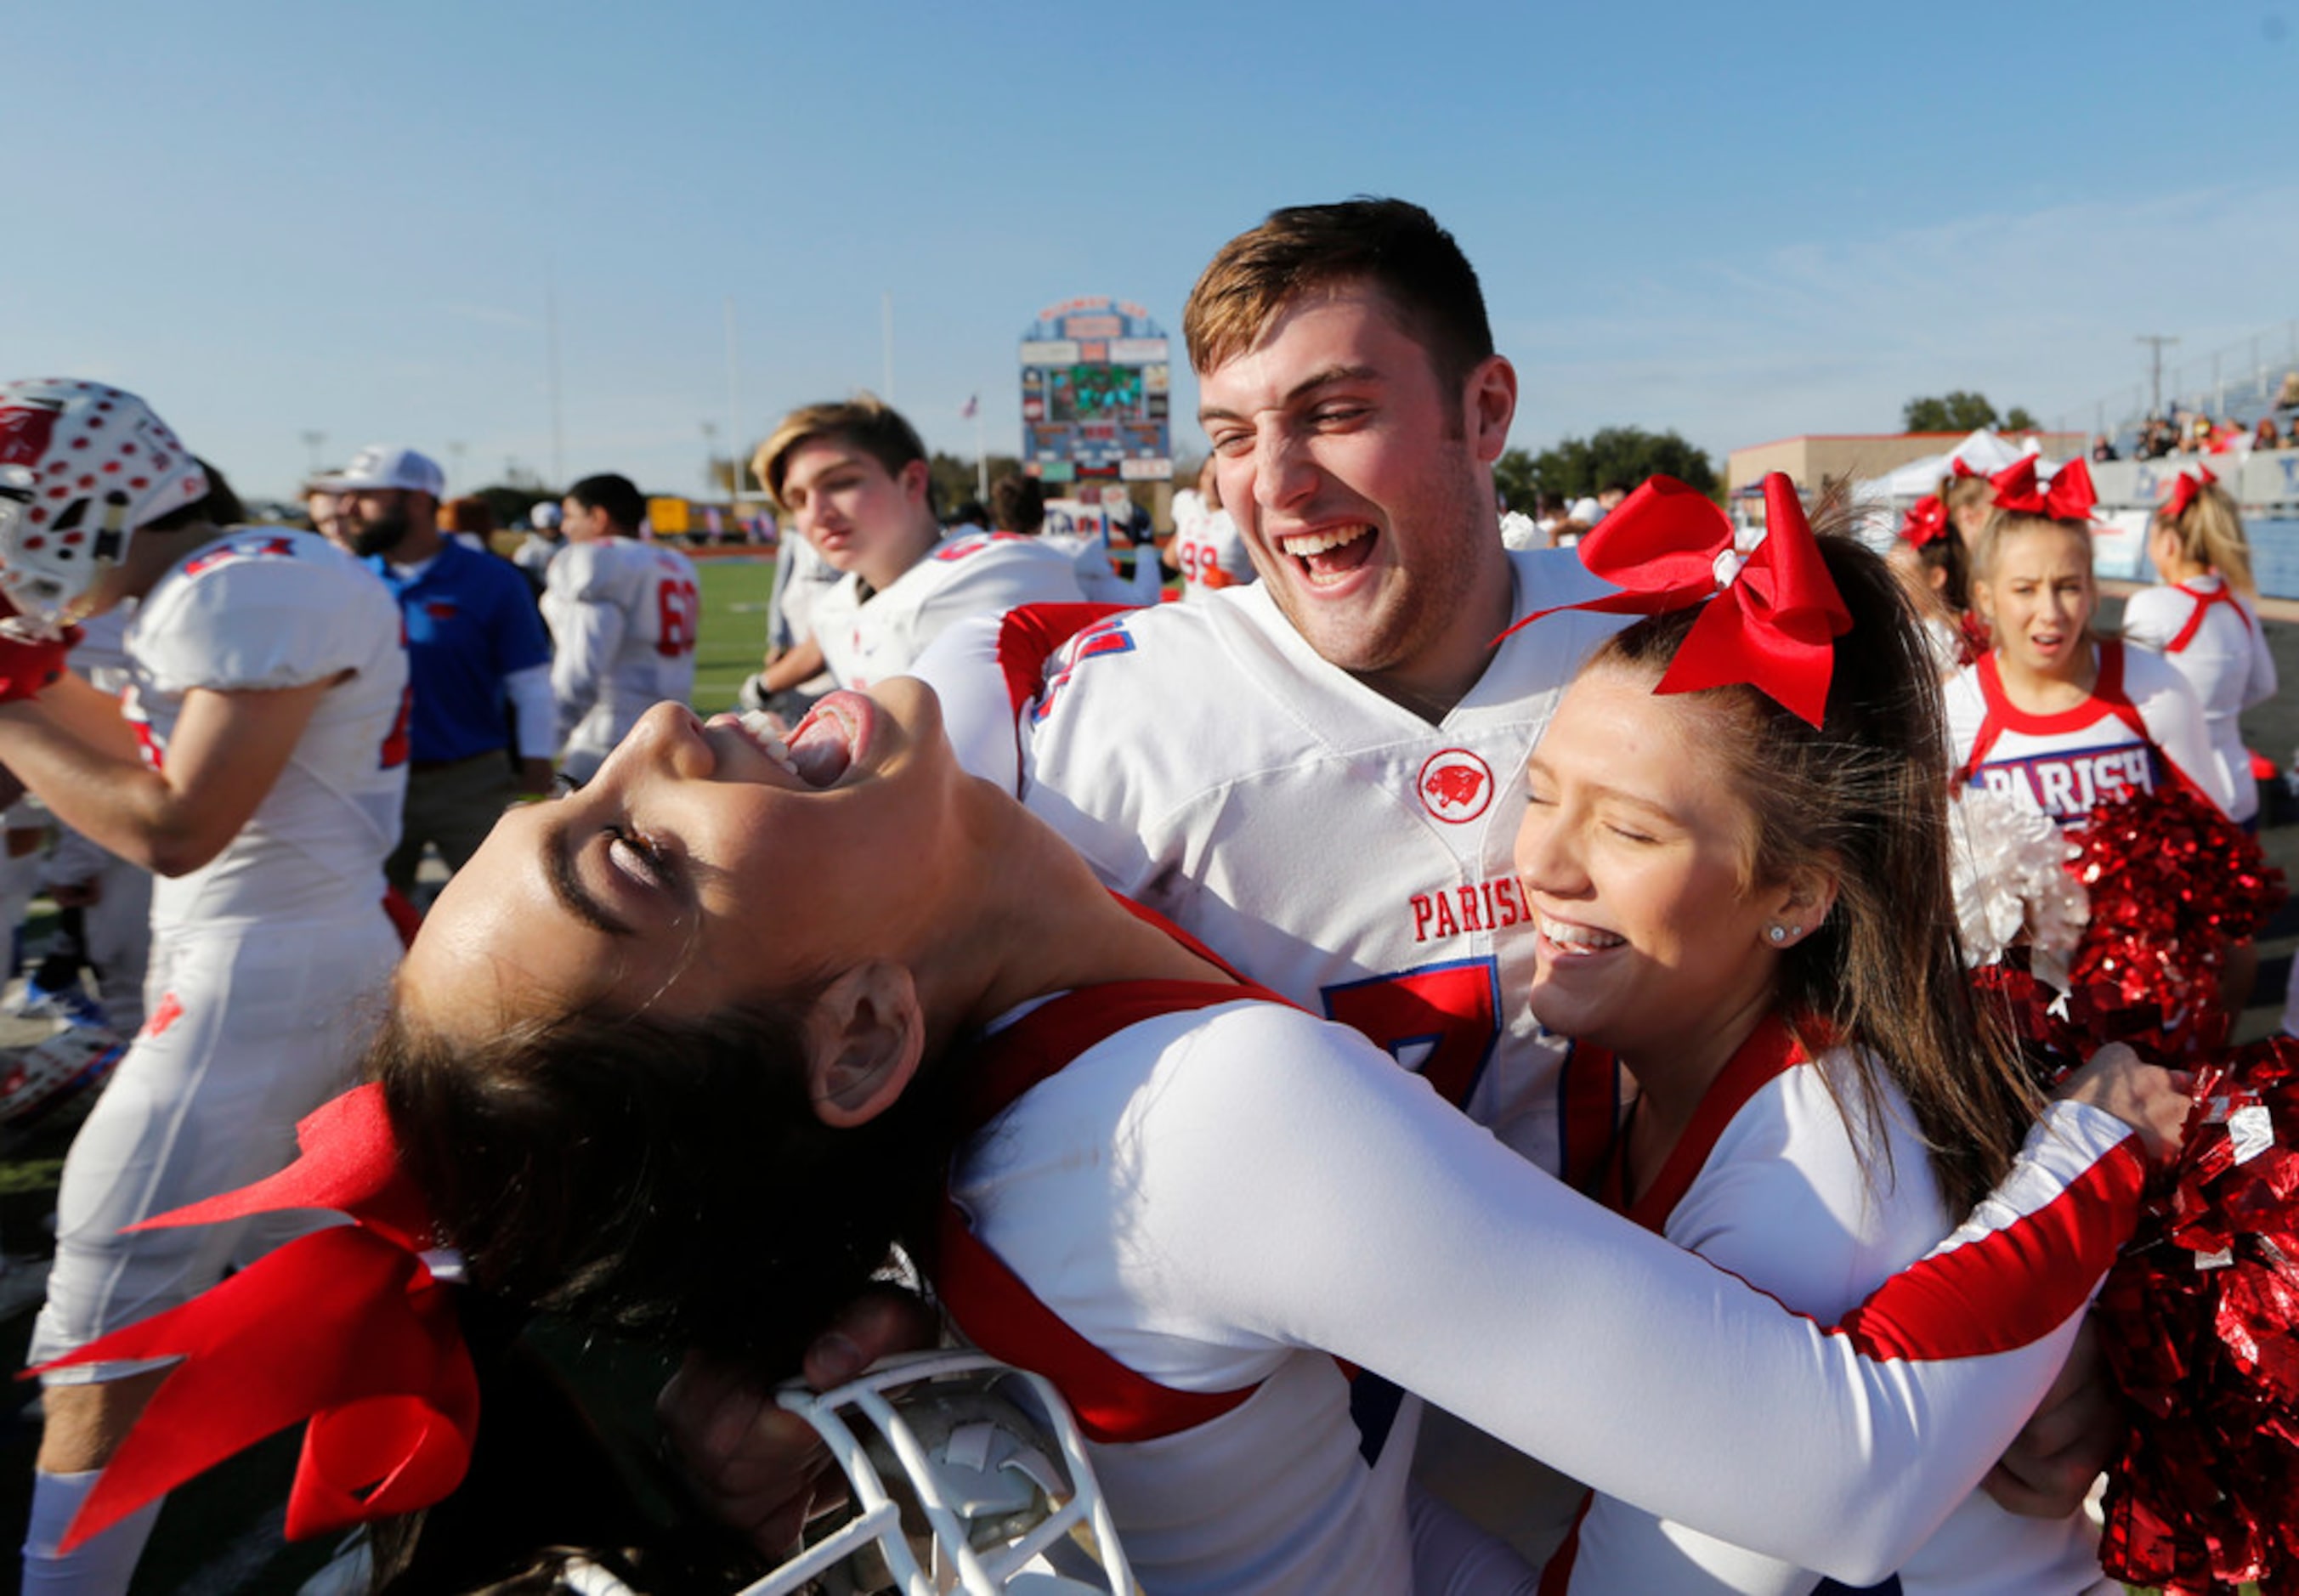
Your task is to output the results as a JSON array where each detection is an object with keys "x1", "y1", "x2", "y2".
[
  {"x1": 1533, "y1": 1017, "x2": 2115, "y2": 1594},
  {"x1": 2121, "y1": 577, "x2": 2277, "y2": 825},
  {"x1": 540, "y1": 536, "x2": 701, "y2": 782},
  {"x1": 812, "y1": 531, "x2": 1084, "y2": 688},
  {"x1": 941, "y1": 942, "x2": 2144, "y2": 1596},
  {"x1": 1169, "y1": 488, "x2": 1256, "y2": 601},
  {"x1": 1944, "y1": 640, "x2": 2234, "y2": 823},
  {"x1": 30, "y1": 529, "x2": 409, "y2": 1372}
]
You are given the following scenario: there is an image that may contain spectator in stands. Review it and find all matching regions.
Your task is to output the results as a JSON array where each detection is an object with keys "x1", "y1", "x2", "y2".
[
  {"x1": 2091, "y1": 434, "x2": 2120, "y2": 462},
  {"x1": 2279, "y1": 369, "x2": 2299, "y2": 410},
  {"x1": 325, "y1": 444, "x2": 555, "y2": 897},
  {"x1": 1596, "y1": 479, "x2": 1632, "y2": 516},
  {"x1": 2254, "y1": 416, "x2": 2284, "y2": 452},
  {"x1": 944, "y1": 498, "x2": 991, "y2": 535}
]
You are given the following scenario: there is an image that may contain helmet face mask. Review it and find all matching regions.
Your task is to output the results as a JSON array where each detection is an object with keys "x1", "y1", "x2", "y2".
[
  {"x1": 750, "y1": 1350, "x2": 1133, "y2": 1596},
  {"x1": 0, "y1": 381, "x2": 207, "y2": 629}
]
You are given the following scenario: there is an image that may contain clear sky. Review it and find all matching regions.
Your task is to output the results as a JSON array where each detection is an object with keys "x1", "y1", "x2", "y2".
[{"x1": 5, "y1": 1, "x2": 2293, "y2": 505}]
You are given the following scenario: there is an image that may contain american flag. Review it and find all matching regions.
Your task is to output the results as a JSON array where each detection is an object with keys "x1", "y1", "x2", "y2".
[{"x1": 960, "y1": 394, "x2": 978, "y2": 420}]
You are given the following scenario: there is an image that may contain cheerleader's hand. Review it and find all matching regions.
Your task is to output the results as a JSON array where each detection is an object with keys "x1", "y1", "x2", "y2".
[
  {"x1": 658, "y1": 1284, "x2": 937, "y2": 1558},
  {"x1": 2053, "y1": 1041, "x2": 2192, "y2": 1164}
]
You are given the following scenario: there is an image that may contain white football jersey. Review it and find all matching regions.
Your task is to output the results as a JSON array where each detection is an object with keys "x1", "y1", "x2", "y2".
[
  {"x1": 2122, "y1": 577, "x2": 2277, "y2": 824},
  {"x1": 541, "y1": 536, "x2": 701, "y2": 770},
  {"x1": 915, "y1": 548, "x2": 1628, "y2": 1174},
  {"x1": 123, "y1": 529, "x2": 409, "y2": 927},
  {"x1": 1169, "y1": 488, "x2": 1257, "y2": 601},
  {"x1": 1944, "y1": 640, "x2": 2233, "y2": 823},
  {"x1": 813, "y1": 531, "x2": 1084, "y2": 689}
]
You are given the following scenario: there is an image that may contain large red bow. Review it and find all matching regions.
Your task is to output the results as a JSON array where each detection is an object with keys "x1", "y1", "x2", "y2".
[
  {"x1": 1989, "y1": 456, "x2": 2097, "y2": 523},
  {"x1": 29, "y1": 1084, "x2": 475, "y2": 1550},
  {"x1": 2163, "y1": 465, "x2": 2217, "y2": 522},
  {"x1": 1950, "y1": 457, "x2": 1987, "y2": 480},
  {"x1": 1500, "y1": 473, "x2": 1851, "y2": 727},
  {"x1": 1900, "y1": 494, "x2": 1949, "y2": 548}
]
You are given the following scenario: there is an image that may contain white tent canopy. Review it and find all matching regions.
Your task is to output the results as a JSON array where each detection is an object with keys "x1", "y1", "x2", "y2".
[{"x1": 1865, "y1": 429, "x2": 2043, "y2": 501}]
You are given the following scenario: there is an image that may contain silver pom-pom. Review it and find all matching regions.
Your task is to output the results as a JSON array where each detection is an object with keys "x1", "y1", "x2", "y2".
[{"x1": 1947, "y1": 787, "x2": 2090, "y2": 979}]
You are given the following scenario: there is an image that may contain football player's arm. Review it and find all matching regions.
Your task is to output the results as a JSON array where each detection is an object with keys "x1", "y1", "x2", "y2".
[
  {"x1": 0, "y1": 676, "x2": 336, "y2": 875},
  {"x1": 761, "y1": 635, "x2": 824, "y2": 695}
]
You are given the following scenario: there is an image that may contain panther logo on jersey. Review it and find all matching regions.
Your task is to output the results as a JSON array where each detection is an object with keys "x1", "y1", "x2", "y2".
[{"x1": 1417, "y1": 750, "x2": 1493, "y2": 823}]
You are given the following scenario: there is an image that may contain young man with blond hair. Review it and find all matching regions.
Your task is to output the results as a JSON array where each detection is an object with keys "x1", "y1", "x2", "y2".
[{"x1": 750, "y1": 394, "x2": 1081, "y2": 691}]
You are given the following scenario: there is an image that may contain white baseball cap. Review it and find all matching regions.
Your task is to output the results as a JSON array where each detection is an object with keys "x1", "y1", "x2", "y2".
[
  {"x1": 318, "y1": 444, "x2": 445, "y2": 499},
  {"x1": 529, "y1": 501, "x2": 562, "y2": 529},
  {"x1": 1569, "y1": 496, "x2": 1603, "y2": 524}
]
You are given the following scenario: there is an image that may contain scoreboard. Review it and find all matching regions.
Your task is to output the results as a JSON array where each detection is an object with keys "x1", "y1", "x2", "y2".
[{"x1": 1019, "y1": 297, "x2": 1172, "y2": 484}]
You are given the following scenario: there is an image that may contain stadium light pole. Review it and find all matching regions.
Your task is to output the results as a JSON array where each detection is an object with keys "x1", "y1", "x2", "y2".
[{"x1": 2137, "y1": 334, "x2": 2178, "y2": 418}]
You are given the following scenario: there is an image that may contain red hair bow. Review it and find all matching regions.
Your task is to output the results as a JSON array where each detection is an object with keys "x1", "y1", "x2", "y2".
[
  {"x1": 1989, "y1": 456, "x2": 2098, "y2": 523},
  {"x1": 29, "y1": 1084, "x2": 475, "y2": 1551},
  {"x1": 1501, "y1": 473, "x2": 1851, "y2": 727},
  {"x1": 1900, "y1": 494, "x2": 1949, "y2": 548},
  {"x1": 1950, "y1": 457, "x2": 1987, "y2": 480},
  {"x1": 2163, "y1": 465, "x2": 2217, "y2": 521}
]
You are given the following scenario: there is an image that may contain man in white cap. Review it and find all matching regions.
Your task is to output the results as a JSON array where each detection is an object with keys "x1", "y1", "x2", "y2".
[
  {"x1": 512, "y1": 498, "x2": 564, "y2": 596},
  {"x1": 324, "y1": 444, "x2": 554, "y2": 896}
]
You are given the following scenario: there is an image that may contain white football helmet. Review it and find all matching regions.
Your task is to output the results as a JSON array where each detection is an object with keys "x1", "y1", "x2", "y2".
[
  {"x1": 0, "y1": 380, "x2": 207, "y2": 628},
  {"x1": 741, "y1": 1350, "x2": 1132, "y2": 1596}
]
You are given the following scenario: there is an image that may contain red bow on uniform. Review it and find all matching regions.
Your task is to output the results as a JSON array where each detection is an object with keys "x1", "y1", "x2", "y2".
[
  {"x1": 1900, "y1": 494, "x2": 1950, "y2": 548},
  {"x1": 2163, "y1": 465, "x2": 2217, "y2": 522},
  {"x1": 1989, "y1": 456, "x2": 2098, "y2": 523},
  {"x1": 28, "y1": 1084, "x2": 475, "y2": 1550},
  {"x1": 1501, "y1": 473, "x2": 1851, "y2": 727}
]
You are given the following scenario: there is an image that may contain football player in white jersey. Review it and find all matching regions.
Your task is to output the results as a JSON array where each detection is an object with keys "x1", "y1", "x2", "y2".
[
  {"x1": 541, "y1": 473, "x2": 701, "y2": 783},
  {"x1": 1168, "y1": 455, "x2": 1256, "y2": 600},
  {"x1": 752, "y1": 395, "x2": 1084, "y2": 691},
  {"x1": 667, "y1": 200, "x2": 2119, "y2": 1557},
  {"x1": 0, "y1": 382, "x2": 408, "y2": 1596}
]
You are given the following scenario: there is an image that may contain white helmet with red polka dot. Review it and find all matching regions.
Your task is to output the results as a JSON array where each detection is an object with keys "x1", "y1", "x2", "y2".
[{"x1": 0, "y1": 379, "x2": 208, "y2": 627}]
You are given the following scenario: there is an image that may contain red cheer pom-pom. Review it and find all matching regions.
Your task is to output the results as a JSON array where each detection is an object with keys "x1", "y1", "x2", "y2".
[
  {"x1": 2097, "y1": 1036, "x2": 2299, "y2": 1593},
  {"x1": 2065, "y1": 785, "x2": 2285, "y2": 1061}
]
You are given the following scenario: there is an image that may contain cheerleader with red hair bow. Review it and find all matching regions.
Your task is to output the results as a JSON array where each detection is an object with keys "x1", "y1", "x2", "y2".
[
  {"x1": 1946, "y1": 456, "x2": 2231, "y2": 828},
  {"x1": 1890, "y1": 492, "x2": 1986, "y2": 677},
  {"x1": 1947, "y1": 458, "x2": 2274, "y2": 1050},
  {"x1": 2121, "y1": 467, "x2": 2275, "y2": 830}
]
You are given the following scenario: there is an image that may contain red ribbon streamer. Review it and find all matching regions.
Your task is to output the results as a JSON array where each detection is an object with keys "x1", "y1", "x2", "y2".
[
  {"x1": 27, "y1": 1084, "x2": 475, "y2": 1549},
  {"x1": 2164, "y1": 466, "x2": 2217, "y2": 523},
  {"x1": 1990, "y1": 455, "x2": 2098, "y2": 523},
  {"x1": 1498, "y1": 472, "x2": 1850, "y2": 727}
]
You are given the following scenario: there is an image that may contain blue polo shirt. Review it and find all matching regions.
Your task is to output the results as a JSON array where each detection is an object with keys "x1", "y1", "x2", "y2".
[{"x1": 370, "y1": 539, "x2": 552, "y2": 764}]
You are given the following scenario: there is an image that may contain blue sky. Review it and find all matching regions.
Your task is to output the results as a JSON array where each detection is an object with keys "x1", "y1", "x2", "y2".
[{"x1": 4, "y1": 1, "x2": 2293, "y2": 504}]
